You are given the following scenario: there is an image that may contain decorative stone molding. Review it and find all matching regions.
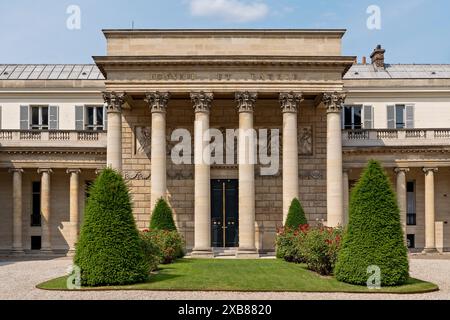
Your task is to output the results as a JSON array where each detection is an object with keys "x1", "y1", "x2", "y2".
[
  {"x1": 190, "y1": 91, "x2": 213, "y2": 113},
  {"x1": 394, "y1": 167, "x2": 410, "y2": 174},
  {"x1": 37, "y1": 168, "x2": 53, "y2": 175},
  {"x1": 124, "y1": 171, "x2": 151, "y2": 181},
  {"x1": 66, "y1": 169, "x2": 81, "y2": 175},
  {"x1": 322, "y1": 92, "x2": 347, "y2": 113},
  {"x1": 299, "y1": 170, "x2": 324, "y2": 180},
  {"x1": 8, "y1": 168, "x2": 24, "y2": 174},
  {"x1": 145, "y1": 91, "x2": 170, "y2": 113},
  {"x1": 103, "y1": 91, "x2": 126, "y2": 113},
  {"x1": 135, "y1": 126, "x2": 152, "y2": 156},
  {"x1": 298, "y1": 126, "x2": 313, "y2": 155},
  {"x1": 423, "y1": 167, "x2": 438, "y2": 174},
  {"x1": 236, "y1": 91, "x2": 257, "y2": 113},
  {"x1": 279, "y1": 92, "x2": 303, "y2": 113}
]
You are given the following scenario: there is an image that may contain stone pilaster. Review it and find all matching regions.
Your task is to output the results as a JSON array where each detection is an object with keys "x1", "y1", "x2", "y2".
[
  {"x1": 236, "y1": 91, "x2": 258, "y2": 257},
  {"x1": 145, "y1": 92, "x2": 170, "y2": 210},
  {"x1": 280, "y1": 92, "x2": 303, "y2": 223},
  {"x1": 423, "y1": 167, "x2": 438, "y2": 253},
  {"x1": 103, "y1": 91, "x2": 125, "y2": 171},
  {"x1": 395, "y1": 167, "x2": 410, "y2": 242},
  {"x1": 9, "y1": 168, "x2": 24, "y2": 254},
  {"x1": 322, "y1": 92, "x2": 346, "y2": 227},
  {"x1": 38, "y1": 168, "x2": 52, "y2": 253},
  {"x1": 191, "y1": 91, "x2": 214, "y2": 257},
  {"x1": 67, "y1": 169, "x2": 81, "y2": 253}
]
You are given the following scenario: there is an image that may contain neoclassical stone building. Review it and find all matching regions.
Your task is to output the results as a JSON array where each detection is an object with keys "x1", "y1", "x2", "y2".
[{"x1": 0, "y1": 29, "x2": 449, "y2": 256}]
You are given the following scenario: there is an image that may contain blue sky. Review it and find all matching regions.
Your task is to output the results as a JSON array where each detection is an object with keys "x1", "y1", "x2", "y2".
[{"x1": 0, "y1": 0, "x2": 449, "y2": 64}]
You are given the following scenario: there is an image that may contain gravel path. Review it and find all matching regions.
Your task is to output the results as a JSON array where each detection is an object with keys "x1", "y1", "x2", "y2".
[{"x1": 0, "y1": 257, "x2": 449, "y2": 300}]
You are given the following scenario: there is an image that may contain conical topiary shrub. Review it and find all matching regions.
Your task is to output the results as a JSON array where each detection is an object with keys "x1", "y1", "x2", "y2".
[
  {"x1": 74, "y1": 168, "x2": 149, "y2": 286},
  {"x1": 334, "y1": 160, "x2": 409, "y2": 286},
  {"x1": 150, "y1": 198, "x2": 177, "y2": 231},
  {"x1": 285, "y1": 198, "x2": 308, "y2": 229}
]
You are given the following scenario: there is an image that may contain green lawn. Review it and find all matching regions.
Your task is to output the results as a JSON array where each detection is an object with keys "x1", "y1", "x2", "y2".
[{"x1": 37, "y1": 259, "x2": 438, "y2": 294}]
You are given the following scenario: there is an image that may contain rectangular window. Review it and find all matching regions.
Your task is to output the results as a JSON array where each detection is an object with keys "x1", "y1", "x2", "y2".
[
  {"x1": 407, "y1": 234, "x2": 415, "y2": 249},
  {"x1": 395, "y1": 105, "x2": 406, "y2": 129},
  {"x1": 343, "y1": 105, "x2": 363, "y2": 130},
  {"x1": 31, "y1": 236, "x2": 42, "y2": 250},
  {"x1": 30, "y1": 105, "x2": 49, "y2": 130},
  {"x1": 407, "y1": 181, "x2": 416, "y2": 226},
  {"x1": 31, "y1": 181, "x2": 41, "y2": 227},
  {"x1": 85, "y1": 106, "x2": 104, "y2": 131}
]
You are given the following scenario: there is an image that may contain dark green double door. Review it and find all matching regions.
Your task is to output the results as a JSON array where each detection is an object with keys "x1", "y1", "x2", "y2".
[{"x1": 211, "y1": 179, "x2": 239, "y2": 248}]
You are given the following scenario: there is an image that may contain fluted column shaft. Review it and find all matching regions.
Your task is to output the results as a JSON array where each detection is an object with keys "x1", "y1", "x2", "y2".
[
  {"x1": 10, "y1": 168, "x2": 24, "y2": 253},
  {"x1": 67, "y1": 169, "x2": 81, "y2": 251},
  {"x1": 191, "y1": 92, "x2": 213, "y2": 255},
  {"x1": 323, "y1": 92, "x2": 346, "y2": 227},
  {"x1": 280, "y1": 92, "x2": 303, "y2": 223},
  {"x1": 103, "y1": 92, "x2": 125, "y2": 171},
  {"x1": 423, "y1": 168, "x2": 438, "y2": 253},
  {"x1": 395, "y1": 168, "x2": 409, "y2": 241},
  {"x1": 236, "y1": 91, "x2": 258, "y2": 255},
  {"x1": 145, "y1": 92, "x2": 170, "y2": 210},
  {"x1": 38, "y1": 169, "x2": 52, "y2": 252}
]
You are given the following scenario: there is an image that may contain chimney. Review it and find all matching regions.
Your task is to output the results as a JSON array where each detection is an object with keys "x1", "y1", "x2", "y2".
[
  {"x1": 362, "y1": 56, "x2": 367, "y2": 65},
  {"x1": 370, "y1": 45, "x2": 386, "y2": 68}
]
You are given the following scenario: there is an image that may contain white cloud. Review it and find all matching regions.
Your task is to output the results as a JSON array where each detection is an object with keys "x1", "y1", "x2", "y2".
[{"x1": 188, "y1": 0, "x2": 269, "y2": 23}]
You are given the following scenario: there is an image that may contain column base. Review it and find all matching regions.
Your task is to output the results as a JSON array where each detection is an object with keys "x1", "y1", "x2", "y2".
[
  {"x1": 422, "y1": 248, "x2": 438, "y2": 254},
  {"x1": 11, "y1": 249, "x2": 25, "y2": 256},
  {"x1": 190, "y1": 249, "x2": 214, "y2": 258},
  {"x1": 235, "y1": 248, "x2": 260, "y2": 259}
]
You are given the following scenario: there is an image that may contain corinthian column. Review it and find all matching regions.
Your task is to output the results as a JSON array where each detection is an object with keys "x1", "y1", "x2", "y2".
[
  {"x1": 395, "y1": 167, "x2": 409, "y2": 242},
  {"x1": 323, "y1": 92, "x2": 346, "y2": 227},
  {"x1": 145, "y1": 92, "x2": 170, "y2": 210},
  {"x1": 236, "y1": 91, "x2": 258, "y2": 257},
  {"x1": 423, "y1": 168, "x2": 438, "y2": 253},
  {"x1": 38, "y1": 168, "x2": 52, "y2": 253},
  {"x1": 103, "y1": 92, "x2": 125, "y2": 172},
  {"x1": 191, "y1": 91, "x2": 214, "y2": 257},
  {"x1": 67, "y1": 169, "x2": 81, "y2": 252},
  {"x1": 280, "y1": 92, "x2": 303, "y2": 223},
  {"x1": 10, "y1": 168, "x2": 24, "y2": 254}
]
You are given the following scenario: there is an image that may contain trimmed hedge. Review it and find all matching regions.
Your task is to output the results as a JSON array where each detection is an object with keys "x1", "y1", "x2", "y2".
[
  {"x1": 285, "y1": 198, "x2": 308, "y2": 229},
  {"x1": 74, "y1": 169, "x2": 149, "y2": 287},
  {"x1": 335, "y1": 160, "x2": 409, "y2": 286},
  {"x1": 150, "y1": 198, "x2": 177, "y2": 231}
]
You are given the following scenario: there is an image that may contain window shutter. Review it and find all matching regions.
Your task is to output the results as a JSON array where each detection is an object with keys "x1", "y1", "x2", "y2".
[
  {"x1": 387, "y1": 105, "x2": 395, "y2": 129},
  {"x1": 75, "y1": 106, "x2": 84, "y2": 131},
  {"x1": 0, "y1": 106, "x2": 2, "y2": 129},
  {"x1": 363, "y1": 105, "x2": 373, "y2": 129},
  {"x1": 103, "y1": 106, "x2": 108, "y2": 131},
  {"x1": 406, "y1": 104, "x2": 415, "y2": 129},
  {"x1": 20, "y1": 105, "x2": 29, "y2": 130},
  {"x1": 49, "y1": 105, "x2": 59, "y2": 130}
]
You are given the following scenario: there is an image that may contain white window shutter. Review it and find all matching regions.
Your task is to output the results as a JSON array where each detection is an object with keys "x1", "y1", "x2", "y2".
[
  {"x1": 363, "y1": 105, "x2": 373, "y2": 129},
  {"x1": 387, "y1": 105, "x2": 395, "y2": 129},
  {"x1": 49, "y1": 105, "x2": 59, "y2": 130},
  {"x1": 103, "y1": 105, "x2": 108, "y2": 131},
  {"x1": 20, "y1": 105, "x2": 29, "y2": 130},
  {"x1": 75, "y1": 106, "x2": 84, "y2": 131},
  {"x1": 406, "y1": 104, "x2": 415, "y2": 129}
]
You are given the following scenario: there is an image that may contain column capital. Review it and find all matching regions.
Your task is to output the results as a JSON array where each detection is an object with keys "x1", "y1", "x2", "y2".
[
  {"x1": 279, "y1": 92, "x2": 303, "y2": 113},
  {"x1": 394, "y1": 167, "x2": 410, "y2": 174},
  {"x1": 8, "y1": 168, "x2": 24, "y2": 174},
  {"x1": 191, "y1": 91, "x2": 213, "y2": 113},
  {"x1": 423, "y1": 167, "x2": 438, "y2": 174},
  {"x1": 322, "y1": 92, "x2": 347, "y2": 113},
  {"x1": 236, "y1": 91, "x2": 257, "y2": 113},
  {"x1": 37, "y1": 168, "x2": 53, "y2": 175},
  {"x1": 66, "y1": 169, "x2": 81, "y2": 175},
  {"x1": 145, "y1": 91, "x2": 170, "y2": 114},
  {"x1": 103, "y1": 91, "x2": 126, "y2": 114}
]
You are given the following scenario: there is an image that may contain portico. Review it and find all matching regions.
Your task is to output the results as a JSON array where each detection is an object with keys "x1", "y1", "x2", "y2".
[{"x1": 94, "y1": 29, "x2": 355, "y2": 254}]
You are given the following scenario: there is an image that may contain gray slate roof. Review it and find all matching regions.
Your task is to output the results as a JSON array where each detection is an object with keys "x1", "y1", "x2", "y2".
[
  {"x1": 0, "y1": 64, "x2": 104, "y2": 80},
  {"x1": 344, "y1": 64, "x2": 450, "y2": 79}
]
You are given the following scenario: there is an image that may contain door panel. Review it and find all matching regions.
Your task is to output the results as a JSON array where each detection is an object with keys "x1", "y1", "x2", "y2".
[{"x1": 211, "y1": 179, "x2": 239, "y2": 248}]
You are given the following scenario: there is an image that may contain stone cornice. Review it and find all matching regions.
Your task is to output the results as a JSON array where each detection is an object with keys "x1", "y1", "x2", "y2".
[
  {"x1": 279, "y1": 92, "x2": 303, "y2": 113},
  {"x1": 144, "y1": 91, "x2": 170, "y2": 113},
  {"x1": 236, "y1": 91, "x2": 257, "y2": 113},
  {"x1": 1, "y1": 149, "x2": 106, "y2": 155},
  {"x1": 343, "y1": 146, "x2": 450, "y2": 155}
]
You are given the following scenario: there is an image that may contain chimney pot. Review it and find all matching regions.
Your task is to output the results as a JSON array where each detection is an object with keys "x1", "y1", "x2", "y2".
[
  {"x1": 370, "y1": 45, "x2": 386, "y2": 68},
  {"x1": 362, "y1": 56, "x2": 367, "y2": 64}
]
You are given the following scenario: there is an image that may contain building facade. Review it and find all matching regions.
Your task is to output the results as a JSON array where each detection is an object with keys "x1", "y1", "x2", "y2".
[{"x1": 0, "y1": 29, "x2": 449, "y2": 256}]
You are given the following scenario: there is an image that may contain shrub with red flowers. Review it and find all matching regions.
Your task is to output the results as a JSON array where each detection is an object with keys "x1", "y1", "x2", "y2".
[
  {"x1": 276, "y1": 225, "x2": 310, "y2": 263},
  {"x1": 140, "y1": 229, "x2": 185, "y2": 265},
  {"x1": 300, "y1": 226, "x2": 343, "y2": 276}
]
